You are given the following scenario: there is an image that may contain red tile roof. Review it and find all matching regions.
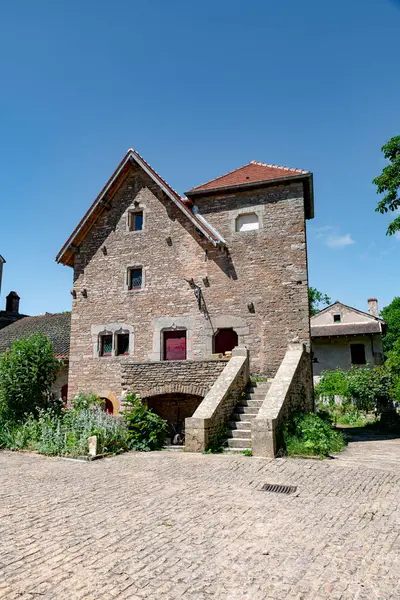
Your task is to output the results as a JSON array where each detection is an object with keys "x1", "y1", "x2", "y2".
[{"x1": 186, "y1": 161, "x2": 310, "y2": 194}]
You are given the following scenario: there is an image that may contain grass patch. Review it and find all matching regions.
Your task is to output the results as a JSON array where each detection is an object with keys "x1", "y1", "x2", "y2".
[{"x1": 283, "y1": 411, "x2": 346, "y2": 458}]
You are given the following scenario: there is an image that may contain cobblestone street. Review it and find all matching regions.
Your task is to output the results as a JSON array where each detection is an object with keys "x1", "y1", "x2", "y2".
[{"x1": 1, "y1": 439, "x2": 400, "y2": 600}]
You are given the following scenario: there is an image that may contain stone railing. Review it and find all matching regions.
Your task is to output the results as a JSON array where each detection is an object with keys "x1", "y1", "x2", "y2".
[
  {"x1": 251, "y1": 343, "x2": 313, "y2": 458},
  {"x1": 121, "y1": 359, "x2": 228, "y2": 399},
  {"x1": 185, "y1": 347, "x2": 249, "y2": 452}
]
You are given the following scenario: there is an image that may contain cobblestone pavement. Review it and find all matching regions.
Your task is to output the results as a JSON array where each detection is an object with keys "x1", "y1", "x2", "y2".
[{"x1": 1, "y1": 445, "x2": 400, "y2": 600}]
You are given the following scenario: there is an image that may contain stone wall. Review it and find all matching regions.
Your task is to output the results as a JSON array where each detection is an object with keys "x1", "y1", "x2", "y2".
[
  {"x1": 312, "y1": 334, "x2": 384, "y2": 375},
  {"x1": 185, "y1": 348, "x2": 249, "y2": 452},
  {"x1": 252, "y1": 344, "x2": 313, "y2": 457},
  {"x1": 67, "y1": 160, "x2": 310, "y2": 400},
  {"x1": 121, "y1": 359, "x2": 227, "y2": 399}
]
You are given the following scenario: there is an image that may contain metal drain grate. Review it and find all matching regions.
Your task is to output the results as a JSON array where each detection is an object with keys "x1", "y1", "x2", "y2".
[{"x1": 261, "y1": 483, "x2": 297, "y2": 495}]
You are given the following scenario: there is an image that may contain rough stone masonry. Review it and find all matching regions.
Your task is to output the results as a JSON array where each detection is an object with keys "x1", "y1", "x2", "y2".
[{"x1": 58, "y1": 151, "x2": 313, "y2": 410}]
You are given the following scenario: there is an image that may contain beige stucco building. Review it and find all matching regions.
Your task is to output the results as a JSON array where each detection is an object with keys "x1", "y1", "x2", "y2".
[{"x1": 311, "y1": 299, "x2": 386, "y2": 377}]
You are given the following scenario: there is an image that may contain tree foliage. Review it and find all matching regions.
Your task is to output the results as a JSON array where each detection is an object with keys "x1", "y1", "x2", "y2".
[
  {"x1": 373, "y1": 135, "x2": 400, "y2": 235},
  {"x1": 308, "y1": 286, "x2": 331, "y2": 316},
  {"x1": 380, "y1": 296, "x2": 400, "y2": 354},
  {"x1": 0, "y1": 333, "x2": 60, "y2": 422}
]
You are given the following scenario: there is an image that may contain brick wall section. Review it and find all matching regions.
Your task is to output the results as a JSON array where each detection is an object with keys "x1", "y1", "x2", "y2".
[
  {"x1": 252, "y1": 343, "x2": 314, "y2": 457},
  {"x1": 67, "y1": 161, "x2": 310, "y2": 400},
  {"x1": 121, "y1": 359, "x2": 227, "y2": 399}
]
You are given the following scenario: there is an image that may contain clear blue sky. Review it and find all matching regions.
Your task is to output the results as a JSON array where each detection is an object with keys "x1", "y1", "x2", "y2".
[{"x1": 0, "y1": 0, "x2": 399, "y2": 316}]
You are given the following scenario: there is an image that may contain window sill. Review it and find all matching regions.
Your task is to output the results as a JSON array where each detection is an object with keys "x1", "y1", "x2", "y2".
[{"x1": 126, "y1": 287, "x2": 144, "y2": 293}]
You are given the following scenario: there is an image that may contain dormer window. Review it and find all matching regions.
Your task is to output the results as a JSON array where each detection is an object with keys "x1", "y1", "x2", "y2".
[
  {"x1": 333, "y1": 314, "x2": 341, "y2": 323},
  {"x1": 128, "y1": 211, "x2": 143, "y2": 232},
  {"x1": 235, "y1": 213, "x2": 260, "y2": 232}
]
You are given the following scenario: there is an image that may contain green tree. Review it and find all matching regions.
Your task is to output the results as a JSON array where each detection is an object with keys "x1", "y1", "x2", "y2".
[
  {"x1": 308, "y1": 287, "x2": 331, "y2": 316},
  {"x1": 0, "y1": 333, "x2": 60, "y2": 422},
  {"x1": 380, "y1": 297, "x2": 400, "y2": 354},
  {"x1": 373, "y1": 135, "x2": 400, "y2": 235}
]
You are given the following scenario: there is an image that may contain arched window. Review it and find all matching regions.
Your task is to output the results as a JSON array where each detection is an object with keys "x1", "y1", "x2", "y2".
[
  {"x1": 214, "y1": 329, "x2": 238, "y2": 355},
  {"x1": 235, "y1": 213, "x2": 260, "y2": 232}
]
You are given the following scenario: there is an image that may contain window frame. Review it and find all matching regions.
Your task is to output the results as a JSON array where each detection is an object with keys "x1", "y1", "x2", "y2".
[
  {"x1": 128, "y1": 210, "x2": 144, "y2": 232},
  {"x1": 350, "y1": 343, "x2": 366, "y2": 365},
  {"x1": 127, "y1": 266, "x2": 144, "y2": 291},
  {"x1": 100, "y1": 334, "x2": 113, "y2": 357},
  {"x1": 235, "y1": 212, "x2": 260, "y2": 233},
  {"x1": 116, "y1": 332, "x2": 130, "y2": 356}
]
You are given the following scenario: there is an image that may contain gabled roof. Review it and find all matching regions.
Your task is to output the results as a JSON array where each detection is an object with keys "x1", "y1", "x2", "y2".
[
  {"x1": 185, "y1": 160, "x2": 314, "y2": 219},
  {"x1": 56, "y1": 149, "x2": 226, "y2": 267},
  {"x1": 310, "y1": 301, "x2": 385, "y2": 324},
  {"x1": 0, "y1": 312, "x2": 71, "y2": 359},
  {"x1": 310, "y1": 301, "x2": 386, "y2": 339}
]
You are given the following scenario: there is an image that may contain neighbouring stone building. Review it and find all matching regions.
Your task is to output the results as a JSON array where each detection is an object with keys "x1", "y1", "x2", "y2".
[
  {"x1": 0, "y1": 312, "x2": 71, "y2": 400},
  {"x1": 56, "y1": 149, "x2": 315, "y2": 453},
  {"x1": 311, "y1": 299, "x2": 386, "y2": 377}
]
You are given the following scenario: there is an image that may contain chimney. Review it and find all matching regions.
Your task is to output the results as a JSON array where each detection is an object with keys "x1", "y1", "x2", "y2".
[
  {"x1": 368, "y1": 298, "x2": 379, "y2": 318},
  {"x1": 6, "y1": 291, "x2": 20, "y2": 314}
]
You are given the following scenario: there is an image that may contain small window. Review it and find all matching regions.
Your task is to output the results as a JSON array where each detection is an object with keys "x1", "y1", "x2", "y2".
[
  {"x1": 333, "y1": 314, "x2": 341, "y2": 323},
  {"x1": 351, "y1": 344, "x2": 366, "y2": 365},
  {"x1": 128, "y1": 267, "x2": 143, "y2": 290},
  {"x1": 100, "y1": 334, "x2": 113, "y2": 357},
  {"x1": 236, "y1": 213, "x2": 260, "y2": 232},
  {"x1": 116, "y1": 333, "x2": 129, "y2": 356},
  {"x1": 128, "y1": 211, "x2": 143, "y2": 231}
]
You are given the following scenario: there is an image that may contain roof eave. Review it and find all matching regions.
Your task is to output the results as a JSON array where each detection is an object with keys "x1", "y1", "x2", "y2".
[{"x1": 186, "y1": 173, "x2": 314, "y2": 220}]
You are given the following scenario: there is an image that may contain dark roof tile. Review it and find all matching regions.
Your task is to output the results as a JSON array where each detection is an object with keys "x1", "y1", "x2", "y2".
[{"x1": 0, "y1": 313, "x2": 71, "y2": 358}]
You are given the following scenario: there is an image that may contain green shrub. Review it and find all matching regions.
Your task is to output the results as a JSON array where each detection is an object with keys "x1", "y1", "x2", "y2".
[
  {"x1": 282, "y1": 411, "x2": 345, "y2": 457},
  {"x1": 121, "y1": 393, "x2": 168, "y2": 451},
  {"x1": 72, "y1": 392, "x2": 101, "y2": 411},
  {"x1": 0, "y1": 333, "x2": 60, "y2": 422},
  {"x1": 0, "y1": 403, "x2": 130, "y2": 457},
  {"x1": 314, "y1": 368, "x2": 350, "y2": 401}
]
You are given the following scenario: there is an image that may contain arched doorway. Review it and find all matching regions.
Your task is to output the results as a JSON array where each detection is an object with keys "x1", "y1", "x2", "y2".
[
  {"x1": 145, "y1": 393, "x2": 203, "y2": 445},
  {"x1": 214, "y1": 328, "x2": 238, "y2": 355},
  {"x1": 99, "y1": 397, "x2": 115, "y2": 414}
]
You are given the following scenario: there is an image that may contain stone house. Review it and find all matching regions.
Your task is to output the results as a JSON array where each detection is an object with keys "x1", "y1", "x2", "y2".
[
  {"x1": 311, "y1": 299, "x2": 386, "y2": 377},
  {"x1": 55, "y1": 149, "x2": 315, "y2": 455},
  {"x1": 0, "y1": 312, "x2": 71, "y2": 400}
]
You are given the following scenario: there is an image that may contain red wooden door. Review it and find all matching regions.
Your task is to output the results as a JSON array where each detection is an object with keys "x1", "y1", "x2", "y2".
[{"x1": 164, "y1": 331, "x2": 187, "y2": 361}]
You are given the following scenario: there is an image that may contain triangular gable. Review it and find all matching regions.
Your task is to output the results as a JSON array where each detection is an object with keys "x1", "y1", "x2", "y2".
[
  {"x1": 311, "y1": 301, "x2": 385, "y2": 324},
  {"x1": 56, "y1": 149, "x2": 226, "y2": 267}
]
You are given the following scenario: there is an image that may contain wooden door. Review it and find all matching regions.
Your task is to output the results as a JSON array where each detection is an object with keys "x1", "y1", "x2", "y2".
[{"x1": 164, "y1": 331, "x2": 187, "y2": 361}]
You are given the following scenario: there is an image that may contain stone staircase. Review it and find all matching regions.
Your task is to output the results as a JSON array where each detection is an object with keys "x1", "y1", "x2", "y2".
[{"x1": 225, "y1": 380, "x2": 272, "y2": 452}]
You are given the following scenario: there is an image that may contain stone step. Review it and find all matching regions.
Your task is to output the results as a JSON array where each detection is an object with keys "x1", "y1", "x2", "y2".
[
  {"x1": 228, "y1": 420, "x2": 252, "y2": 430},
  {"x1": 231, "y1": 412, "x2": 257, "y2": 421},
  {"x1": 246, "y1": 393, "x2": 265, "y2": 400},
  {"x1": 248, "y1": 381, "x2": 271, "y2": 389},
  {"x1": 227, "y1": 429, "x2": 251, "y2": 440},
  {"x1": 223, "y1": 447, "x2": 252, "y2": 454},
  {"x1": 238, "y1": 399, "x2": 264, "y2": 408},
  {"x1": 227, "y1": 438, "x2": 251, "y2": 449},
  {"x1": 235, "y1": 406, "x2": 260, "y2": 415}
]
